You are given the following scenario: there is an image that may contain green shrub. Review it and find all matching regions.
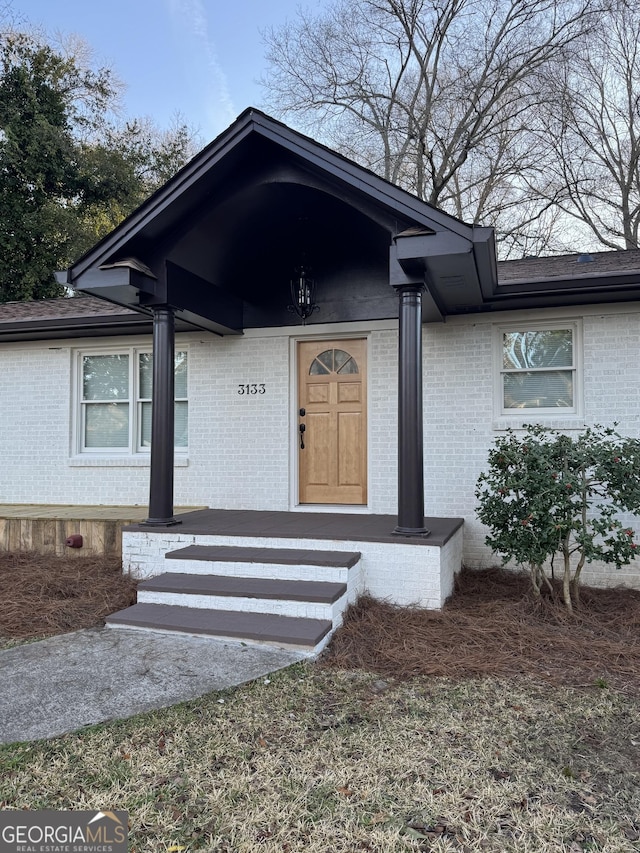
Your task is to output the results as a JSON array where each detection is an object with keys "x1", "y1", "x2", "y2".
[{"x1": 475, "y1": 425, "x2": 640, "y2": 612}]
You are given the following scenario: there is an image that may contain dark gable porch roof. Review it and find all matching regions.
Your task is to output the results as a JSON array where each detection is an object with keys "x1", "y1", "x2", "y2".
[
  {"x1": 64, "y1": 106, "x2": 640, "y2": 323},
  {"x1": 3, "y1": 110, "x2": 640, "y2": 342},
  {"x1": 66, "y1": 109, "x2": 497, "y2": 328}
]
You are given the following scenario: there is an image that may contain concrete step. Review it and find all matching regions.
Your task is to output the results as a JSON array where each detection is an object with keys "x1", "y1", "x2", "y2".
[
  {"x1": 137, "y1": 572, "x2": 348, "y2": 620},
  {"x1": 106, "y1": 602, "x2": 333, "y2": 653},
  {"x1": 164, "y1": 545, "x2": 361, "y2": 583}
]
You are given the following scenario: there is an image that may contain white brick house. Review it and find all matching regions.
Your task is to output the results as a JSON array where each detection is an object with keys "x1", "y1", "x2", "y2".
[
  {"x1": 1, "y1": 110, "x2": 639, "y2": 644},
  {"x1": 3, "y1": 298, "x2": 640, "y2": 590}
]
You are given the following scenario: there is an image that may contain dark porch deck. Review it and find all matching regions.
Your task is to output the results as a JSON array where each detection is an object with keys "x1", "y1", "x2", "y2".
[{"x1": 125, "y1": 508, "x2": 463, "y2": 547}]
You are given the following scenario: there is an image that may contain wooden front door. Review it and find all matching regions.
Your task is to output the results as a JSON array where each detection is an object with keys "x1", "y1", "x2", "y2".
[{"x1": 298, "y1": 339, "x2": 367, "y2": 505}]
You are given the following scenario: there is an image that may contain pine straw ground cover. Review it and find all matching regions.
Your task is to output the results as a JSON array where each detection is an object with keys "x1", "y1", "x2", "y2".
[
  {"x1": 1, "y1": 557, "x2": 640, "y2": 852},
  {"x1": 324, "y1": 567, "x2": 640, "y2": 692},
  {"x1": 0, "y1": 551, "x2": 137, "y2": 646}
]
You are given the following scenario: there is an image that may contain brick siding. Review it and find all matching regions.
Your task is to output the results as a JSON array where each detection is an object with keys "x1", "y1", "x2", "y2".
[{"x1": 2, "y1": 305, "x2": 640, "y2": 588}]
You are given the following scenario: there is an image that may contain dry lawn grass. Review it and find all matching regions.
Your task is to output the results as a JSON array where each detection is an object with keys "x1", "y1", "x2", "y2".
[
  {"x1": 1, "y1": 668, "x2": 639, "y2": 852},
  {"x1": 1, "y1": 555, "x2": 639, "y2": 852}
]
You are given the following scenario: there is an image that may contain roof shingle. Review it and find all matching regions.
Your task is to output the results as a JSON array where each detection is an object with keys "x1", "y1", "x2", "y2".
[
  {"x1": 497, "y1": 249, "x2": 640, "y2": 283},
  {"x1": 0, "y1": 295, "x2": 139, "y2": 323}
]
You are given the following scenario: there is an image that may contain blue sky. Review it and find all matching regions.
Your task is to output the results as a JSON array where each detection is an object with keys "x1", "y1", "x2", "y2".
[{"x1": 17, "y1": 0, "x2": 321, "y2": 140}]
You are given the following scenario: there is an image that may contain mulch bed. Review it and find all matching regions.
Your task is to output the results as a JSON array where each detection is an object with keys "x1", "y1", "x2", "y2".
[
  {"x1": 323, "y1": 566, "x2": 640, "y2": 690},
  {"x1": 2, "y1": 553, "x2": 639, "y2": 691},
  {"x1": 0, "y1": 552, "x2": 137, "y2": 640}
]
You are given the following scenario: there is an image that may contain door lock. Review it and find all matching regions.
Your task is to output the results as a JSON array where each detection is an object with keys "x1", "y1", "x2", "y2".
[{"x1": 299, "y1": 408, "x2": 305, "y2": 417}]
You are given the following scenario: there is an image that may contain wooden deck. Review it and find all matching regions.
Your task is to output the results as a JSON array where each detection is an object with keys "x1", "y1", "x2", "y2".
[{"x1": 0, "y1": 505, "x2": 205, "y2": 557}]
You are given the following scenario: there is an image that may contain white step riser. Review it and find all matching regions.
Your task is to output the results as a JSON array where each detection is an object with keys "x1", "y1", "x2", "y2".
[
  {"x1": 137, "y1": 589, "x2": 347, "y2": 622},
  {"x1": 164, "y1": 558, "x2": 353, "y2": 584},
  {"x1": 346, "y1": 575, "x2": 361, "y2": 606}
]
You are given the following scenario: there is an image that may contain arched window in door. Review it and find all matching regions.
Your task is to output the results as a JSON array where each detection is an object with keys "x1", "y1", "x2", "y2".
[{"x1": 309, "y1": 348, "x2": 359, "y2": 375}]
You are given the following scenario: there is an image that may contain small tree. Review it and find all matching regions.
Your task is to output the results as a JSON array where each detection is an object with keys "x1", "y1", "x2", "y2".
[
  {"x1": 0, "y1": 29, "x2": 200, "y2": 302},
  {"x1": 475, "y1": 425, "x2": 640, "y2": 613}
]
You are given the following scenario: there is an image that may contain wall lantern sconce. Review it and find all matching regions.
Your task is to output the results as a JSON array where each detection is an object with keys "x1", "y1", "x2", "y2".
[{"x1": 288, "y1": 264, "x2": 319, "y2": 323}]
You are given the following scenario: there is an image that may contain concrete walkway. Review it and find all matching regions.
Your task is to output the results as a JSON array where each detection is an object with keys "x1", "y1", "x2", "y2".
[{"x1": 0, "y1": 628, "x2": 306, "y2": 745}]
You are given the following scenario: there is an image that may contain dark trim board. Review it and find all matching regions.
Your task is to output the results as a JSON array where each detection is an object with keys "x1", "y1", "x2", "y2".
[
  {"x1": 138, "y1": 573, "x2": 348, "y2": 604},
  {"x1": 126, "y1": 508, "x2": 463, "y2": 547},
  {"x1": 166, "y1": 545, "x2": 362, "y2": 567},
  {"x1": 107, "y1": 603, "x2": 333, "y2": 647}
]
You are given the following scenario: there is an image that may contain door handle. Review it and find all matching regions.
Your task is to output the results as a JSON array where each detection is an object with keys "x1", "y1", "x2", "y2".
[{"x1": 299, "y1": 422, "x2": 306, "y2": 449}]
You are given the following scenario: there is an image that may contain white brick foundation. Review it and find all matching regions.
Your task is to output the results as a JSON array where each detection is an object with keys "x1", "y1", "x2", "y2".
[{"x1": 123, "y1": 526, "x2": 463, "y2": 610}]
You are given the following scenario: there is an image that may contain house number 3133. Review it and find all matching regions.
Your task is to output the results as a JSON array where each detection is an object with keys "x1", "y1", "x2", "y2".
[{"x1": 238, "y1": 384, "x2": 266, "y2": 395}]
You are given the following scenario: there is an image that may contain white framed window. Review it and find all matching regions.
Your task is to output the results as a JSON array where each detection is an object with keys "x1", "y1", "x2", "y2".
[
  {"x1": 495, "y1": 321, "x2": 582, "y2": 417},
  {"x1": 76, "y1": 348, "x2": 188, "y2": 454}
]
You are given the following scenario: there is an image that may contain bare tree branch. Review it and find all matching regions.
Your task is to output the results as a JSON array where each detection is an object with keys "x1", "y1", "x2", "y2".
[
  {"x1": 261, "y1": 0, "x2": 607, "y2": 257},
  {"x1": 533, "y1": 1, "x2": 640, "y2": 249}
]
